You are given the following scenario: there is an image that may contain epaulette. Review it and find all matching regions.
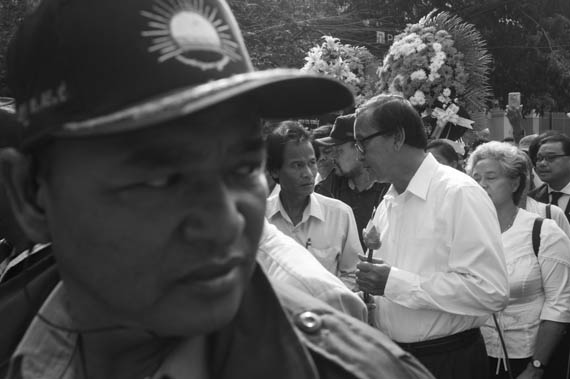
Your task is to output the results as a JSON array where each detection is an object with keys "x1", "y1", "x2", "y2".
[{"x1": 273, "y1": 281, "x2": 435, "y2": 379}]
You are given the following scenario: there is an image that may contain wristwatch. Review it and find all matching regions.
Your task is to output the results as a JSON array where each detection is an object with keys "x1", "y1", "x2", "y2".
[{"x1": 531, "y1": 359, "x2": 546, "y2": 369}]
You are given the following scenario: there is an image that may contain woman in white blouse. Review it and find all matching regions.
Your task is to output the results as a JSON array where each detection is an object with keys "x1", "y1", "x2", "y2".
[{"x1": 466, "y1": 141, "x2": 570, "y2": 379}]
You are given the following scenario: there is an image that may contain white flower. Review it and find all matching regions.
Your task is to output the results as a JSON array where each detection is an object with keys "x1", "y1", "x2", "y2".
[
  {"x1": 410, "y1": 69, "x2": 427, "y2": 81},
  {"x1": 324, "y1": 36, "x2": 340, "y2": 51},
  {"x1": 416, "y1": 91, "x2": 426, "y2": 105},
  {"x1": 428, "y1": 51, "x2": 446, "y2": 82},
  {"x1": 443, "y1": 88, "x2": 451, "y2": 97},
  {"x1": 301, "y1": 48, "x2": 323, "y2": 71},
  {"x1": 428, "y1": 73, "x2": 440, "y2": 82},
  {"x1": 432, "y1": 42, "x2": 442, "y2": 52},
  {"x1": 409, "y1": 90, "x2": 426, "y2": 105},
  {"x1": 389, "y1": 33, "x2": 424, "y2": 59},
  {"x1": 388, "y1": 74, "x2": 406, "y2": 94}
]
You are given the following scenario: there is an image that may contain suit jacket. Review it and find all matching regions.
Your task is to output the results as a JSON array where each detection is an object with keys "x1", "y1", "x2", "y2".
[{"x1": 529, "y1": 184, "x2": 570, "y2": 223}]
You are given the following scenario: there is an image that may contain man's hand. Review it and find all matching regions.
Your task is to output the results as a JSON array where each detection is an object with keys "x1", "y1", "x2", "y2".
[
  {"x1": 505, "y1": 104, "x2": 524, "y2": 143},
  {"x1": 356, "y1": 255, "x2": 391, "y2": 296}
]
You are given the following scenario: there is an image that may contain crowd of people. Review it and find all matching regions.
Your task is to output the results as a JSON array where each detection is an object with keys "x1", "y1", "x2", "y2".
[
  {"x1": 260, "y1": 95, "x2": 570, "y2": 379},
  {"x1": 0, "y1": 0, "x2": 569, "y2": 379}
]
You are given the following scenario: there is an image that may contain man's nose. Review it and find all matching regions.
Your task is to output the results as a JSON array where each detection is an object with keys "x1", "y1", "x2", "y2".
[
  {"x1": 180, "y1": 179, "x2": 244, "y2": 246},
  {"x1": 301, "y1": 164, "x2": 313, "y2": 178},
  {"x1": 356, "y1": 149, "x2": 365, "y2": 162}
]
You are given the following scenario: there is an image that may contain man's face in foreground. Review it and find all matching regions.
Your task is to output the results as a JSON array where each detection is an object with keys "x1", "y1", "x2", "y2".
[{"x1": 36, "y1": 101, "x2": 267, "y2": 336}]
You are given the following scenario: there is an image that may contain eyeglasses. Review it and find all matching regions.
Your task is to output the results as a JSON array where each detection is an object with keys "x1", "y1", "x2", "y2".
[
  {"x1": 535, "y1": 154, "x2": 569, "y2": 163},
  {"x1": 354, "y1": 130, "x2": 390, "y2": 155}
]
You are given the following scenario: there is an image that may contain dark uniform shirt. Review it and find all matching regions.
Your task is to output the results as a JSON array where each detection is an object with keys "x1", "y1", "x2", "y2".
[{"x1": 8, "y1": 265, "x2": 434, "y2": 379}]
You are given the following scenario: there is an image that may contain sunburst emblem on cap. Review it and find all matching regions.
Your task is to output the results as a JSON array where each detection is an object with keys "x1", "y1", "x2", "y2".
[{"x1": 141, "y1": 0, "x2": 241, "y2": 70}]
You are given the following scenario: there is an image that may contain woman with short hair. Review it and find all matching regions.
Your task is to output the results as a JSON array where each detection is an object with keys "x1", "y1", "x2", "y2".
[{"x1": 466, "y1": 141, "x2": 570, "y2": 379}]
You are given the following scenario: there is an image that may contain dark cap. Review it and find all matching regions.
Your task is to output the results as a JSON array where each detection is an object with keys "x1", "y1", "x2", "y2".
[
  {"x1": 311, "y1": 124, "x2": 333, "y2": 140},
  {"x1": 0, "y1": 109, "x2": 22, "y2": 148},
  {"x1": 7, "y1": 0, "x2": 354, "y2": 149},
  {"x1": 315, "y1": 114, "x2": 355, "y2": 146}
]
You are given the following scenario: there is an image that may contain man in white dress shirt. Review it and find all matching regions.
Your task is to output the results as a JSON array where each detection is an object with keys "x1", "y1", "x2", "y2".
[{"x1": 353, "y1": 94, "x2": 509, "y2": 379}]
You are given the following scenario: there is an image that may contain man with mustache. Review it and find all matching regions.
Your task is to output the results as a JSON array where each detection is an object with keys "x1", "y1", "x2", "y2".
[{"x1": 265, "y1": 121, "x2": 363, "y2": 289}]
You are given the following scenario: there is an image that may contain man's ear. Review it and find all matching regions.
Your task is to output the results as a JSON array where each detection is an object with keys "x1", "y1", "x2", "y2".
[
  {"x1": 0, "y1": 148, "x2": 51, "y2": 243},
  {"x1": 393, "y1": 128, "x2": 406, "y2": 152},
  {"x1": 269, "y1": 168, "x2": 279, "y2": 183}
]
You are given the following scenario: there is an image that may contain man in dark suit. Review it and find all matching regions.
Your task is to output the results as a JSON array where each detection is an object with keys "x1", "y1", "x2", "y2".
[{"x1": 530, "y1": 133, "x2": 570, "y2": 223}]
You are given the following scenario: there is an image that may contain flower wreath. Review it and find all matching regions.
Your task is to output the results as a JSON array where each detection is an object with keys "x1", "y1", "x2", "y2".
[
  {"x1": 377, "y1": 11, "x2": 492, "y2": 140},
  {"x1": 302, "y1": 36, "x2": 379, "y2": 107}
]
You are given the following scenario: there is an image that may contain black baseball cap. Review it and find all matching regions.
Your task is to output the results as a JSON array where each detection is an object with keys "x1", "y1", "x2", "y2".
[
  {"x1": 7, "y1": 0, "x2": 354, "y2": 149},
  {"x1": 315, "y1": 113, "x2": 356, "y2": 146}
]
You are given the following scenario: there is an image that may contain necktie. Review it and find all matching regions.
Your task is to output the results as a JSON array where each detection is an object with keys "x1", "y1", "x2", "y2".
[{"x1": 550, "y1": 191, "x2": 564, "y2": 206}]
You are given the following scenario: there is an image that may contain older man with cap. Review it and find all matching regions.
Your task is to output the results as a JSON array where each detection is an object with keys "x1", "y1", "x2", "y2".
[
  {"x1": 315, "y1": 114, "x2": 389, "y2": 249},
  {"x1": 0, "y1": 0, "x2": 435, "y2": 378},
  {"x1": 353, "y1": 94, "x2": 508, "y2": 379}
]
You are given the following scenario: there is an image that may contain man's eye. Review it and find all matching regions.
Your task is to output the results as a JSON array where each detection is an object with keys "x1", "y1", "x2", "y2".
[
  {"x1": 233, "y1": 162, "x2": 263, "y2": 177},
  {"x1": 143, "y1": 174, "x2": 179, "y2": 188}
]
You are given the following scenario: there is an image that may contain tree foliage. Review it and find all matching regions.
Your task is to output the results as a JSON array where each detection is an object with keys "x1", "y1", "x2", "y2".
[
  {"x1": 0, "y1": 0, "x2": 568, "y2": 113},
  {"x1": 232, "y1": 0, "x2": 570, "y2": 113},
  {"x1": 0, "y1": 0, "x2": 29, "y2": 96},
  {"x1": 350, "y1": 0, "x2": 570, "y2": 112}
]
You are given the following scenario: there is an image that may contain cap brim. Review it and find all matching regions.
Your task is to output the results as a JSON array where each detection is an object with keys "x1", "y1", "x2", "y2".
[
  {"x1": 314, "y1": 136, "x2": 347, "y2": 146},
  {"x1": 57, "y1": 69, "x2": 354, "y2": 137}
]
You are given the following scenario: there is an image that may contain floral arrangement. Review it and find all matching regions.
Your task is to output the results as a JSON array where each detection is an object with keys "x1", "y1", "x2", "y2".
[
  {"x1": 377, "y1": 11, "x2": 492, "y2": 140},
  {"x1": 302, "y1": 36, "x2": 379, "y2": 107}
]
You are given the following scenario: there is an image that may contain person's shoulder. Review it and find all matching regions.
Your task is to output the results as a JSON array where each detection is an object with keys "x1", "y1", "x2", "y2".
[
  {"x1": 517, "y1": 208, "x2": 570, "y2": 248},
  {"x1": 274, "y1": 282, "x2": 435, "y2": 379},
  {"x1": 436, "y1": 164, "x2": 478, "y2": 187},
  {"x1": 432, "y1": 166, "x2": 489, "y2": 200},
  {"x1": 313, "y1": 192, "x2": 352, "y2": 212},
  {"x1": 259, "y1": 225, "x2": 349, "y2": 291},
  {"x1": 529, "y1": 183, "x2": 549, "y2": 200},
  {"x1": 515, "y1": 208, "x2": 541, "y2": 229}
]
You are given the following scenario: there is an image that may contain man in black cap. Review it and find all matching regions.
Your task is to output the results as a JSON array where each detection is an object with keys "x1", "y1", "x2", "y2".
[
  {"x1": 315, "y1": 114, "x2": 389, "y2": 249},
  {"x1": 0, "y1": 0, "x2": 434, "y2": 378}
]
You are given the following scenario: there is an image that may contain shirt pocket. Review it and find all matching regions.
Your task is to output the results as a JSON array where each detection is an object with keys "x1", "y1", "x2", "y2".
[{"x1": 309, "y1": 246, "x2": 340, "y2": 275}]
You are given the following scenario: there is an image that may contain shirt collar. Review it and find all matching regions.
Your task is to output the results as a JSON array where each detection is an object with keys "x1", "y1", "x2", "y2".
[
  {"x1": 385, "y1": 153, "x2": 438, "y2": 201},
  {"x1": 547, "y1": 180, "x2": 570, "y2": 196},
  {"x1": 267, "y1": 193, "x2": 325, "y2": 223},
  {"x1": 306, "y1": 193, "x2": 325, "y2": 221}
]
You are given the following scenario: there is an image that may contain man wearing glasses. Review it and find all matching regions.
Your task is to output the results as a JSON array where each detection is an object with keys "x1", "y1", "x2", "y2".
[
  {"x1": 531, "y1": 133, "x2": 570, "y2": 223},
  {"x1": 315, "y1": 114, "x2": 390, "y2": 249},
  {"x1": 353, "y1": 94, "x2": 509, "y2": 379}
]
